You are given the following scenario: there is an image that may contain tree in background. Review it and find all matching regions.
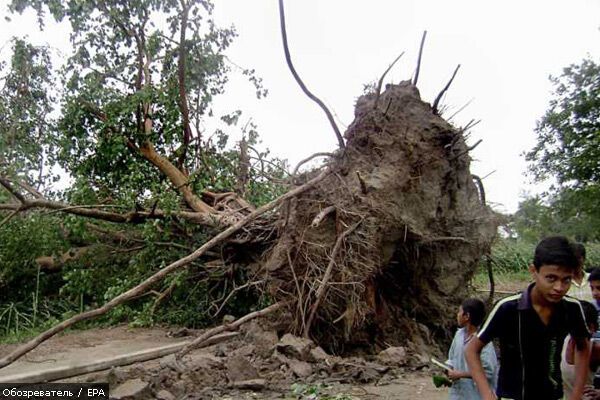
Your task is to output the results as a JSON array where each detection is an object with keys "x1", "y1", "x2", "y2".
[
  {"x1": 520, "y1": 57, "x2": 600, "y2": 241},
  {"x1": 509, "y1": 192, "x2": 600, "y2": 242},
  {"x1": 0, "y1": 38, "x2": 56, "y2": 190}
]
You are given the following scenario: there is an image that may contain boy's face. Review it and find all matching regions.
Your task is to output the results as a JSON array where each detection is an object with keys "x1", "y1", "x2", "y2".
[
  {"x1": 456, "y1": 306, "x2": 469, "y2": 327},
  {"x1": 530, "y1": 264, "x2": 574, "y2": 304},
  {"x1": 590, "y1": 280, "x2": 600, "y2": 301}
]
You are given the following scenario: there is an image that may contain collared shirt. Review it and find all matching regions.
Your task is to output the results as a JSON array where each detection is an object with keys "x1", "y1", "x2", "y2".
[
  {"x1": 478, "y1": 283, "x2": 590, "y2": 400},
  {"x1": 567, "y1": 272, "x2": 593, "y2": 302}
]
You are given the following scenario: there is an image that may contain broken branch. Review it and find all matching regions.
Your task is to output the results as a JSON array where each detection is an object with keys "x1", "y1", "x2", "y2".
[
  {"x1": 432, "y1": 64, "x2": 460, "y2": 115},
  {"x1": 413, "y1": 31, "x2": 427, "y2": 86},
  {"x1": 311, "y1": 205, "x2": 336, "y2": 228},
  {"x1": 0, "y1": 177, "x2": 26, "y2": 203}
]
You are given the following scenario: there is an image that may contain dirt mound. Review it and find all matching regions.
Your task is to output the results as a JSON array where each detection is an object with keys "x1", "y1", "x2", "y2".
[{"x1": 264, "y1": 81, "x2": 497, "y2": 352}]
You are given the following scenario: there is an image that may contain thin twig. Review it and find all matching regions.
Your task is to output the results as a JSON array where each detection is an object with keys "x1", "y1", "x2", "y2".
[
  {"x1": 278, "y1": 0, "x2": 345, "y2": 149},
  {"x1": 0, "y1": 210, "x2": 19, "y2": 228},
  {"x1": 449, "y1": 139, "x2": 482, "y2": 161},
  {"x1": 432, "y1": 64, "x2": 460, "y2": 115},
  {"x1": 292, "y1": 152, "x2": 334, "y2": 176},
  {"x1": 480, "y1": 170, "x2": 496, "y2": 181},
  {"x1": 212, "y1": 280, "x2": 264, "y2": 318},
  {"x1": 447, "y1": 98, "x2": 474, "y2": 122},
  {"x1": 150, "y1": 280, "x2": 178, "y2": 315},
  {"x1": 287, "y1": 250, "x2": 306, "y2": 333},
  {"x1": 0, "y1": 170, "x2": 331, "y2": 369},
  {"x1": 413, "y1": 31, "x2": 427, "y2": 86}
]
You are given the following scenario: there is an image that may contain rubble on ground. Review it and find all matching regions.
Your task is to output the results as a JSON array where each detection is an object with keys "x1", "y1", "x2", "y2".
[{"x1": 90, "y1": 322, "x2": 436, "y2": 399}]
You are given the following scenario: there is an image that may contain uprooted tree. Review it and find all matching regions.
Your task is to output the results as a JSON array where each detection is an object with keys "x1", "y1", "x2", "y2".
[{"x1": 0, "y1": 0, "x2": 497, "y2": 368}]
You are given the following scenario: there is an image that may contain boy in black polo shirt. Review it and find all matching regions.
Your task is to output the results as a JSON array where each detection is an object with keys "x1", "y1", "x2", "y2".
[{"x1": 465, "y1": 236, "x2": 591, "y2": 400}]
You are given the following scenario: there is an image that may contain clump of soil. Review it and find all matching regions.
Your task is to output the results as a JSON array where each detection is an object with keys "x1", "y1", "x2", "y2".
[{"x1": 263, "y1": 81, "x2": 498, "y2": 353}]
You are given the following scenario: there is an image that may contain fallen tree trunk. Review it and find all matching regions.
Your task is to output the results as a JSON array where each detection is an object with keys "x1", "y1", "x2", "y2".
[{"x1": 0, "y1": 170, "x2": 329, "y2": 369}]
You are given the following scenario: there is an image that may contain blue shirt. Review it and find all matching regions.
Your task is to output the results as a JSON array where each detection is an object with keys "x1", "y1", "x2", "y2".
[{"x1": 447, "y1": 327, "x2": 498, "y2": 400}]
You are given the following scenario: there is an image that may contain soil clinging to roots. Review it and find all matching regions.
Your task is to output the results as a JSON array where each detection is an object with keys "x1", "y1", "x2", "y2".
[{"x1": 263, "y1": 81, "x2": 498, "y2": 353}]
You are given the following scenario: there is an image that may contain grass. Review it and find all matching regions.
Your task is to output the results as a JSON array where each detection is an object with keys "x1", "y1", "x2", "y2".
[{"x1": 472, "y1": 268, "x2": 532, "y2": 297}]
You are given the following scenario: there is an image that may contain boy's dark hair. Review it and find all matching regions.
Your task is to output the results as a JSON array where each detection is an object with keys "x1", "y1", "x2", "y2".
[
  {"x1": 461, "y1": 298, "x2": 486, "y2": 327},
  {"x1": 589, "y1": 267, "x2": 600, "y2": 282},
  {"x1": 580, "y1": 300, "x2": 598, "y2": 331},
  {"x1": 533, "y1": 236, "x2": 578, "y2": 271},
  {"x1": 573, "y1": 242, "x2": 586, "y2": 260}
]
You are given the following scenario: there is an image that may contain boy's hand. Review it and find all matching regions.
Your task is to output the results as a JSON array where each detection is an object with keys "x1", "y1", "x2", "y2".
[
  {"x1": 481, "y1": 392, "x2": 497, "y2": 400},
  {"x1": 447, "y1": 369, "x2": 464, "y2": 380},
  {"x1": 583, "y1": 386, "x2": 600, "y2": 400}
]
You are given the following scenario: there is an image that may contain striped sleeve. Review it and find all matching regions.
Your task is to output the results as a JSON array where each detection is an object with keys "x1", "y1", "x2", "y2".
[
  {"x1": 564, "y1": 297, "x2": 591, "y2": 345},
  {"x1": 478, "y1": 294, "x2": 520, "y2": 344}
]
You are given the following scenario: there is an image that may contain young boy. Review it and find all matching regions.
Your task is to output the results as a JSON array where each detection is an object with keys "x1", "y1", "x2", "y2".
[
  {"x1": 567, "y1": 243, "x2": 592, "y2": 302},
  {"x1": 562, "y1": 301, "x2": 600, "y2": 398},
  {"x1": 589, "y1": 268, "x2": 600, "y2": 313},
  {"x1": 465, "y1": 236, "x2": 591, "y2": 400},
  {"x1": 446, "y1": 298, "x2": 498, "y2": 400}
]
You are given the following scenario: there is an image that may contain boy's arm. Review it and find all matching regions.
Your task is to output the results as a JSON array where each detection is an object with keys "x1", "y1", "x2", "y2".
[
  {"x1": 569, "y1": 337, "x2": 591, "y2": 400},
  {"x1": 465, "y1": 337, "x2": 496, "y2": 400}
]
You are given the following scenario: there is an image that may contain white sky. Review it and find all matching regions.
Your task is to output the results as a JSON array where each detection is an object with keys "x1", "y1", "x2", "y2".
[{"x1": 1, "y1": 0, "x2": 599, "y2": 214}]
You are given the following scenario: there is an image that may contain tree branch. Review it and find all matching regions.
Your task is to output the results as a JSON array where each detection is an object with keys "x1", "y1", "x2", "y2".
[
  {"x1": 0, "y1": 198, "x2": 220, "y2": 226},
  {"x1": 176, "y1": 0, "x2": 194, "y2": 169},
  {"x1": 0, "y1": 177, "x2": 25, "y2": 203},
  {"x1": 278, "y1": 0, "x2": 345, "y2": 150}
]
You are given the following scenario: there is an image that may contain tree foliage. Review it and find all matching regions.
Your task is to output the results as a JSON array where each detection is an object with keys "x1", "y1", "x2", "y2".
[
  {"x1": 0, "y1": 0, "x2": 286, "y2": 337},
  {"x1": 526, "y1": 58, "x2": 600, "y2": 186},
  {"x1": 522, "y1": 57, "x2": 600, "y2": 240},
  {"x1": 508, "y1": 192, "x2": 600, "y2": 242},
  {"x1": 0, "y1": 38, "x2": 56, "y2": 188}
]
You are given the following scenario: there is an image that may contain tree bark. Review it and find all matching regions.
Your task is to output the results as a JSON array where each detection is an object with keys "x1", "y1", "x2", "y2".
[{"x1": 139, "y1": 141, "x2": 213, "y2": 213}]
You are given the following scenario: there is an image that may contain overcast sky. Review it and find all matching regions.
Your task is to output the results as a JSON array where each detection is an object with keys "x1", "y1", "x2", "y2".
[{"x1": 1, "y1": 1, "x2": 599, "y2": 214}]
